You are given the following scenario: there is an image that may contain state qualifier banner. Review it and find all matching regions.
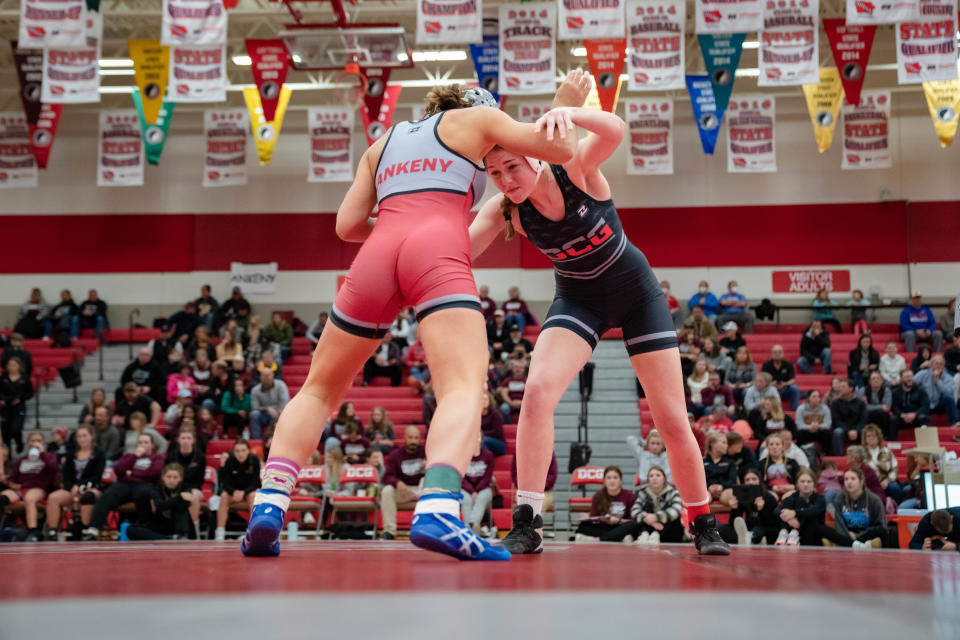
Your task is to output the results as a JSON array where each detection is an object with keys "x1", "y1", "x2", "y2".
[
  {"x1": 626, "y1": 0, "x2": 685, "y2": 91},
  {"x1": 758, "y1": 0, "x2": 819, "y2": 87},
  {"x1": 584, "y1": 39, "x2": 626, "y2": 112},
  {"x1": 845, "y1": 0, "x2": 918, "y2": 24},
  {"x1": 41, "y1": 12, "x2": 101, "y2": 104},
  {"x1": 245, "y1": 40, "x2": 289, "y2": 122},
  {"x1": 417, "y1": 0, "x2": 482, "y2": 44},
  {"x1": 686, "y1": 74, "x2": 725, "y2": 154},
  {"x1": 0, "y1": 113, "x2": 39, "y2": 189},
  {"x1": 162, "y1": 0, "x2": 227, "y2": 46},
  {"x1": 360, "y1": 83, "x2": 401, "y2": 145},
  {"x1": 98, "y1": 110, "x2": 144, "y2": 186},
  {"x1": 922, "y1": 79, "x2": 960, "y2": 146},
  {"x1": 499, "y1": 3, "x2": 556, "y2": 95},
  {"x1": 516, "y1": 101, "x2": 552, "y2": 122},
  {"x1": 625, "y1": 98, "x2": 673, "y2": 175},
  {"x1": 168, "y1": 44, "x2": 226, "y2": 102},
  {"x1": 19, "y1": 0, "x2": 85, "y2": 48},
  {"x1": 12, "y1": 42, "x2": 63, "y2": 169},
  {"x1": 699, "y1": 33, "x2": 745, "y2": 112},
  {"x1": 824, "y1": 19, "x2": 876, "y2": 106},
  {"x1": 242, "y1": 85, "x2": 291, "y2": 165},
  {"x1": 470, "y1": 17, "x2": 503, "y2": 98},
  {"x1": 129, "y1": 40, "x2": 170, "y2": 122},
  {"x1": 895, "y1": 2, "x2": 957, "y2": 84},
  {"x1": 308, "y1": 107, "x2": 354, "y2": 183},
  {"x1": 726, "y1": 95, "x2": 776, "y2": 173},
  {"x1": 203, "y1": 108, "x2": 247, "y2": 187},
  {"x1": 842, "y1": 90, "x2": 891, "y2": 170},
  {"x1": 802, "y1": 68, "x2": 845, "y2": 152},
  {"x1": 558, "y1": 0, "x2": 626, "y2": 40},
  {"x1": 695, "y1": 0, "x2": 762, "y2": 33}
]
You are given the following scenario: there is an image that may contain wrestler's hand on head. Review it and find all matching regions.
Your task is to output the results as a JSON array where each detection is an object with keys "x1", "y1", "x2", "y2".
[
  {"x1": 534, "y1": 107, "x2": 577, "y2": 142},
  {"x1": 552, "y1": 68, "x2": 592, "y2": 109}
]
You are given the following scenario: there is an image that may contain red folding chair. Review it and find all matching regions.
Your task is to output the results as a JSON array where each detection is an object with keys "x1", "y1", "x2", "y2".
[
  {"x1": 567, "y1": 466, "x2": 605, "y2": 528},
  {"x1": 330, "y1": 464, "x2": 380, "y2": 540}
]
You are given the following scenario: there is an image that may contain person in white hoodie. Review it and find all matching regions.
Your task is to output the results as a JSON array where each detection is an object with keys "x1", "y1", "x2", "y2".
[
  {"x1": 879, "y1": 342, "x2": 907, "y2": 386},
  {"x1": 626, "y1": 430, "x2": 672, "y2": 484}
]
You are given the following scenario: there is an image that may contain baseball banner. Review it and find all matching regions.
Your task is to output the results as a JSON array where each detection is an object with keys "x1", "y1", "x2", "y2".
[
  {"x1": 360, "y1": 83, "x2": 401, "y2": 145},
  {"x1": 922, "y1": 79, "x2": 960, "y2": 146},
  {"x1": 499, "y1": 3, "x2": 557, "y2": 95},
  {"x1": 243, "y1": 85, "x2": 291, "y2": 165},
  {"x1": 585, "y1": 39, "x2": 626, "y2": 112},
  {"x1": 699, "y1": 33, "x2": 745, "y2": 112},
  {"x1": 12, "y1": 42, "x2": 63, "y2": 169},
  {"x1": 686, "y1": 74, "x2": 725, "y2": 154},
  {"x1": 19, "y1": 0, "x2": 86, "y2": 48},
  {"x1": 802, "y1": 68, "x2": 845, "y2": 152},
  {"x1": 161, "y1": 0, "x2": 227, "y2": 46},
  {"x1": 823, "y1": 19, "x2": 876, "y2": 106},
  {"x1": 842, "y1": 90, "x2": 891, "y2": 170},
  {"x1": 98, "y1": 110, "x2": 144, "y2": 186},
  {"x1": 245, "y1": 40, "x2": 289, "y2": 123},
  {"x1": 203, "y1": 108, "x2": 246, "y2": 187},
  {"x1": 558, "y1": 0, "x2": 626, "y2": 40},
  {"x1": 895, "y1": 3, "x2": 958, "y2": 84},
  {"x1": 626, "y1": 0, "x2": 685, "y2": 91},
  {"x1": 470, "y1": 17, "x2": 503, "y2": 99},
  {"x1": 726, "y1": 95, "x2": 776, "y2": 173},
  {"x1": 129, "y1": 40, "x2": 170, "y2": 123},
  {"x1": 625, "y1": 98, "x2": 673, "y2": 175},
  {"x1": 516, "y1": 101, "x2": 553, "y2": 122},
  {"x1": 168, "y1": 44, "x2": 226, "y2": 102},
  {"x1": 132, "y1": 89, "x2": 175, "y2": 165},
  {"x1": 758, "y1": 0, "x2": 819, "y2": 87},
  {"x1": 41, "y1": 11, "x2": 101, "y2": 104},
  {"x1": 0, "y1": 113, "x2": 38, "y2": 189},
  {"x1": 417, "y1": 0, "x2": 483, "y2": 43},
  {"x1": 845, "y1": 0, "x2": 918, "y2": 24},
  {"x1": 308, "y1": 107, "x2": 354, "y2": 183},
  {"x1": 695, "y1": 0, "x2": 762, "y2": 33}
]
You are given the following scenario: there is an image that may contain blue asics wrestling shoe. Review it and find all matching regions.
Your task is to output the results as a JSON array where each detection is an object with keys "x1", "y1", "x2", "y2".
[
  {"x1": 408, "y1": 494, "x2": 511, "y2": 561},
  {"x1": 241, "y1": 503, "x2": 284, "y2": 557}
]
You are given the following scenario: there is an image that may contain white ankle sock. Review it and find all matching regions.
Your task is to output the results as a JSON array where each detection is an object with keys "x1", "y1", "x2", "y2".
[{"x1": 516, "y1": 490, "x2": 544, "y2": 517}]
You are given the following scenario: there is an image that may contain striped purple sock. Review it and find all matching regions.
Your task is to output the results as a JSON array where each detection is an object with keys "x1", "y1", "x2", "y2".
[{"x1": 254, "y1": 457, "x2": 301, "y2": 511}]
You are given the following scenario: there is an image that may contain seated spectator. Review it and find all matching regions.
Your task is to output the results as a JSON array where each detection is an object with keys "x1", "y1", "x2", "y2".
[
  {"x1": 749, "y1": 395, "x2": 797, "y2": 442},
  {"x1": 44, "y1": 425, "x2": 105, "y2": 540},
  {"x1": 573, "y1": 466, "x2": 637, "y2": 543},
  {"x1": 824, "y1": 374, "x2": 846, "y2": 406},
  {"x1": 120, "y1": 347, "x2": 165, "y2": 407},
  {"x1": 879, "y1": 341, "x2": 907, "y2": 385},
  {"x1": 726, "y1": 346, "x2": 756, "y2": 405},
  {"x1": 193, "y1": 407, "x2": 220, "y2": 448},
  {"x1": 497, "y1": 359, "x2": 528, "y2": 424},
  {"x1": 688, "y1": 280, "x2": 719, "y2": 322},
  {"x1": 195, "y1": 284, "x2": 219, "y2": 329},
  {"x1": 861, "y1": 424, "x2": 901, "y2": 503},
  {"x1": 481, "y1": 390, "x2": 506, "y2": 456},
  {"x1": 811, "y1": 288, "x2": 841, "y2": 333},
  {"x1": 404, "y1": 329, "x2": 429, "y2": 392},
  {"x1": 43, "y1": 289, "x2": 79, "y2": 341},
  {"x1": 697, "y1": 403, "x2": 733, "y2": 434},
  {"x1": 462, "y1": 436, "x2": 495, "y2": 533},
  {"x1": 899, "y1": 292, "x2": 944, "y2": 353},
  {"x1": 213, "y1": 439, "x2": 261, "y2": 541},
  {"x1": 848, "y1": 334, "x2": 880, "y2": 389},
  {"x1": 724, "y1": 468, "x2": 780, "y2": 545},
  {"x1": 891, "y1": 369, "x2": 929, "y2": 440},
  {"x1": 743, "y1": 372, "x2": 779, "y2": 412},
  {"x1": 761, "y1": 429, "x2": 809, "y2": 469},
  {"x1": 502, "y1": 286, "x2": 532, "y2": 333},
  {"x1": 831, "y1": 378, "x2": 868, "y2": 454},
  {"x1": 263, "y1": 312, "x2": 294, "y2": 362},
  {"x1": 389, "y1": 309, "x2": 415, "y2": 352},
  {"x1": 14, "y1": 288, "x2": 49, "y2": 339},
  {"x1": 477, "y1": 285, "x2": 497, "y2": 322},
  {"x1": 501, "y1": 325, "x2": 534, "y2": 362},
  {"x1": 341, "y1": 423, "x2": 370, "y2": 464},
  {"x1": 660, "y1": 281, "x2": 683, "y2": 329},
  {"x1": 164, "y1": 426, "x2": 205, "y2": 535},
  {"x1": 796, "y1": 320, "x2": 833, "y2": 375},
  {"x1": 845, "y1": 445, "x2": 885, "y2": 498},
  {"x1": 796, "y1": 389, "x2": 832, "y2": 453},
  {"x1": 230, "y1": 354, "x2": 252, "y2": 392},
  {"x1": 123, "y1": 411, "x2": 167, "y2": 456},
  {"x1": 188, "y1": 326, "x2": 217, "y2": 365},
  {"x1": 322, "y1": 401, "x2": 363, "y2": 450},
  {"x1": 244, "y1": 316, "x2": 265, "y2": 367},
  {"x1": 306, "y1": 445, "x2": 359, "y2": 531},
  {"x1": 758, "y1": 434, "x2": 799, "y2": 499},
  {"x1": 677, "y1": 327, "x2": 701, "y2": 378},
  {"x1": 700, "y1": 338, "x2": 732, "y2": 379},
  {"x1": 78, "y1": 388, "x2": 109, "y2": 427},
  {"x1": 822, "y1": 468, "x2": 887, "y2": 549},
  {"x1": 1, "y1": 333, "x2": 33, "y2": 378},
  {"x1": 122, "y1": 463, "x2": 192, "y2": 541},
  {"x1": 200, "y1": 361, "x2": 229, "y2": 412},
  {"x1": 114, "y1": 382, "x2": 161, "y2": 430},
  {"x1": 215, "y1": 328, "x2": 243, "y2": 366},
  {"x1": 380, "y1": 426, "x2": 426, "y2": 541},
  {"x1": 217, "y1": 286, "x2": 251, "y2": 331},
  {"x1": 854, "y1": 370, "x2": 891, "y2": 437},
  {"x1": 703, "y1": 432, "x2": 737, "y2": 506},
  {"x1": 365, "y1": 406, "x2": 395, "y2": 456},
  {"x1": 253, "y1": 349, "x2": 283, "y2": 385},
  {"x1": 167, "y1": 363, "x2": 198, "y2": 405},
  {"x1": 761, "y1": 345, "x2": 799, "y2": 410},
  {"x1": 684, "y1": 305, "x2": 718, "y2": 340},
  {"x1": 940, "y1": 297, "x2": 957, "y2": 336},
  {"x1": 700, "y1": 371, "x2": 735, "y2": 415},
  {"x1": 148, "y1": 323, "x2": 182, "y2": 367},
  {"x1": 1, "y1": 357, "x2": 34, "y2": 454},
  {"x1": 774, "y1": 468, "x2": 826, "y2": 546},
  {"x1": 91, "y1": 406, "x2": 122, "y2": 461},
  {"x1": 725, "y1": 431, "x2": 758, "y2": 480},
  {"x1": 191, "y1": 350, "x2": 214, "y2": 399},
  {"x1": 944, "y1": 334, "x2": 960, "y2": 375},
  {"x1": 363, "y1": 333, "x2": 402, "y2": 387},
  {"x1": 250, "y1": 368, "x2": 290, "y2": 440},
  {"x1": 630, "y1": 466, "x2": 683, "y2": 545},
  {"x1": 164, "y1": 394, "x2": 194, "y2": 432},
  {"x1": 912, "y1": 344, "x2": 934, "y2": 374},
  {"x1": 169, "y1": 301, "x2": 202, "y2": 344},
  {"x1": 486, "y1": 309, "x2": 509, "y2": 355},
  {"x1": 914, "y1": 355, "x2": 958, "y2": 426},
  {"x1": 305, "y1": 312, "x2": 328, "y2": 347},
  {"x1": 717, "y1": 280, "x2": 753, "y2": 334},
  {"x1": 848, "y1": 289, "x2": 870, "y2": 337},
  {"x1": 0, "y1": 430, "x2": 59, "y2": 541},
  {"x1": 686, "y1": 359, "x2": 710, "y2": 416},
  {"x1": 908, "y1": 507, "x2": 960, "y2": 551},
  {"x1": 718, "y1": 321, "x2": 746, "y2": 357}
]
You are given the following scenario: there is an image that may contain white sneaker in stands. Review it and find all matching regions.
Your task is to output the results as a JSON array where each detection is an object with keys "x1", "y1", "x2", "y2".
[
  {"x1": 786, "y1": 530, "x2": 800, "y2": 546},
  {"x1": 635, "y1": 531, "x2": 651, "y2": 545},
  {"x1": 733, "y1": 517, "x2": 749, "y2": 546},
  {"x1": 775, "y1": 530, "x2": 789, "y2": 546},
  {"x1": 214, "y1": 527, "x2": 226, "y2": 542},
  {"x1": 648, "y1": 531, "x2": 660, "y2": 545},
  {"x1": 852, "y1": 540, "x2": 866, "y2": 550},
  {"x1": 574, "y1": 533, "x2": 598, "y2": 543},
  {"x1": 622, "y1": 535, "x2": 634, "y2": 544}
]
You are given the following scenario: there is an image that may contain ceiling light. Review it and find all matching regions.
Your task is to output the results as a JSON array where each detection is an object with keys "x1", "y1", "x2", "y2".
[
  {"x1": 742, "y1": 40, "x2": 759, "y2": 49},
  {"x1": 99, "y1": 69, "x2": 135, "y2": 76},
  {"x1": 99, "y1": 58, "x2": 133, "y2": 68},
  {"x1": 232, "y1": 55, "x2": 252, "y2": 66},
  {"x1": 412, "y1": 50, "x2": 467, "y2": 62},
  {"x1": 571, "y1": 47, "x2": 586, "y2": 57}
]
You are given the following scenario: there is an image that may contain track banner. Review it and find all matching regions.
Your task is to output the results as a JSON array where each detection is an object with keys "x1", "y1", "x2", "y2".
[
  {"x1": 558, "y1": 0, "x2": 626, "y2": 40},
  {"x1": 802, "y1": 67, "x2": 845, "y2": 152},
  {"x1": 19, "y1": 0, "x2": 85, "y2": 48},
  {"x1": 416, "y1": 0, "x2": 482, "y2": 43},
  {"x1": 695, "y1": 0, "x2": 762, "y2": 33},
  {"x1": 41, "y1": 11, "x2": 101, "y2": 104},
  {"x1": 845, "y1": 0, "x2": 918, "y2": 24},
  {"x1": 686, "y1": 74, "x2": 725, "y2": 154},
  {"x1": 470, "y1": 17, "x2": 503, "y2": 99},
  {"x1": 585, "y1": 39, "x2": 626, "y2": 112},
  {"x1": 129, "y1": 40, "x2": 170, "y2": 123},
  {"x1": 626, "y1": 0, "x2": 685, "y2": 91},
  {"x1": 242, "y1": 85, "x2": 291, "y2": 165},
  {"x1": 516, "y1": 101, "x2": 553, "y2": 122},
  {"x1": 245, "y1": 40, "x2": 289, "y2": 123},
  {"x1": 499, "y1": 3, "x2": 556, "y2": 95},
  {"x1": 98, "y1": 110, "x2": 144, "y2": 186},
  {"x1": 203, "y1": 108, "x2": 247, "y2": 187},
  {"x1": 699, "y1": 33, "x2": 744, "y2": 112},
  {"x1": 727, "y1": 95, "x2": 776, "y2": 172},
  {"x1": 842, "y1": 90, "x2": 891, "y2": 169},
  {"x1": 624, "y1": 98, "x2": 673, "y2": 174},
  {"x1": 360, "y1": 83, "x2": 401, "y2": 145},
  {"x1": 758, "y1": 0, "x2": 819, "y2": 86},
  {"x1": 161, "y1": 0, "x2": 227, "y2": 46},
  {"x1": 823, "y1": 19, "x2": 876, "y2": 106},
  {"x1": 0, "y1": 113, "x2": 38, "y2": 189},
  {"x1": 922, "y1": 79, "x2": 960, "y2": 146},
  {"x1": 895, "y1": 3, "x2": 958, "y2": 84},
  {"x1": 132, "y1": 89, "x2": 175, "y2": 166},
  {"x1": 308, "y1": 107, "x2": 354, "y2": 183},
  {"x1": 168, "y1": 44, "x2": 226, "y2": 102}
]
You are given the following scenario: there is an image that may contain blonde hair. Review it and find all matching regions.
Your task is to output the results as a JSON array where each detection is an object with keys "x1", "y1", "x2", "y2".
[
  {"x1": 765, "y1": 394, "x2": 785, "y2": 422},
  {"x1": 500, "y1": 195, "x2": 517, "y2": 241},
  {"x1": 423, "y1": 84, "x2": 470, "y2": 116}
]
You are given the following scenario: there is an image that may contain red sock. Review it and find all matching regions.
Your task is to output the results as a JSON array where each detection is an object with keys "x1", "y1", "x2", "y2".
[{"x1": 682, "y1": 502, "x2": 711, "y2": 529}]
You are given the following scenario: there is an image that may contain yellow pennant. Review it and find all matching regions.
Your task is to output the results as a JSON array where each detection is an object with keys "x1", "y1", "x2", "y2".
[
  {"x1": 129, "y1": 40, "x2": 169, "y2": 124},
  {"x1": 801, "y1": 68, "x2": 845, "y2": 153},
  {"x1": 243, "y1": 85, "x2": 291, "y2": 166},
  {"x1": 922, "y1": 80, "x2": 960, "y2": 148}
]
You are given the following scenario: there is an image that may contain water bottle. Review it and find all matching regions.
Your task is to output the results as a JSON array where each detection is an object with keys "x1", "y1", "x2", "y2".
[
  {"x1": 287, "y1": 520, "x2": 299, "y2": 542},
  {"x1": 242, "y1": 428, "x2": 251, "y2": 440}
]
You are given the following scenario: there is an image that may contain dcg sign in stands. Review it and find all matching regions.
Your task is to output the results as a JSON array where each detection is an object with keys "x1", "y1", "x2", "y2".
[{"x1": 772, "y1": 269, "x2": 851, "y2": 294}]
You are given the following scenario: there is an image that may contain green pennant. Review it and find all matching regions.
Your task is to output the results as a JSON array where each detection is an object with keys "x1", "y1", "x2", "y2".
[{"x1": 132, "y1": 88, "x2": 175, "y2": 166}]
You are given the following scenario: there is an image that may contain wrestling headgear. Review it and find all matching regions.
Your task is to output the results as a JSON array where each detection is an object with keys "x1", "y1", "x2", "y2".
[{"x1": 463, "y1": 86, "x2": 498, "y2": 108}]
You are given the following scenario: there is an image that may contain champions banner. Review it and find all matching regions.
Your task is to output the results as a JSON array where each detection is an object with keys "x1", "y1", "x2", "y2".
[
  {"x1": 558, "y1": 0, "x2": 626, "y2": 40},
  {"x1": 203, "y1": 108, "x2": 247, "y2": 187},
  {"x1": 98, "y1": 110, "x2": 144, "y2": 186},
  {"x1": 242, "y1": 85, "x2": 291, "y2": 165},
  {"x1": 726, "y1": 95, "x2": 776, "y2": 173},
  {"x1": 132, "y1": 89, "x2": 175, "y2": 165},
  {"x1": 360, "y1": 83, "x2": 401, "y2": 145},
  {"x1": 842, "y1": 90, "x2": 891, "y2": 170},
  {"x1": 499, "y1": 3, "x2": 556, "y2": 95},
  {"x1": 516, "y1": 101, "x2": 552, "y2": 122},
  {"x1": 895, "y1": 3, "x2": 958, "y2": 84},
  {"x1": 162, "y1": 0, "x2": 227, "y2": 46},
  {"x1": 245, "y1": 40, "x2": 289, "y2": 122},
  {"x1": 686, "y1": 74, "x2": 724, "y2": 154},
  {"x1": 308, "y1": 107, "x2": 354, "y2": 183},
  {"x1": 19, "y1": 0, "x2": 86, "y2": 48},
  {"x1": 845, "y1": 0, "x2": 918, "y2": 24},
  {"x1": 0, "y1": 113, "x2": 39, "y2": 189},
  {"x1": 699, "y1": 33, "x2": 744, "y2": 112},
  {"x1": 625, "y1": 98, "x2": 673, "y2": 175},
  {"x1": 12, "y1": 42, "x2": 63, "y2": 169},
  {"x1": 470, "y1": 18, "x2": 502, "y2": 99},
  {"x1": 129, "y1": 40, "x2": 170, "y2": 123},
  {"x1": 626, "y1": 0, "x2": 685, "y2": 91},
  {"x1": 585, "y1": 39, "x2": 626, "y2": 112},
  {"x1": 168, "y1": 44, "x2": 226, "y2": 102},
  {"x1": 695, "y1": 0, "x2": 762, "y2": 33},
  {"x1": 758, "y1": 0, "x2": 819, "y2": 87},
  {"x1": 922, "y1": 79, "x2": 960, "y2": 146},
  {"x1": 41, "y1": 11, "x2": 101, "y2": 104},
  {"x1": 823, "y1": 19, "x2": 876, "y2": 106},
  {"x1": 802, "y1": 68, "x2": 845, "y2": 152},
  {"x1": 416, "y1": 0, "x2": 482, "y2": 43}
]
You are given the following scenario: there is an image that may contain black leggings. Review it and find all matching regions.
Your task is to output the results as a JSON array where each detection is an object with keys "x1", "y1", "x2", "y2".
[
  {"x1": 797, "y1": 428, "x2": 831, "y2": 454},
  {"x1": 576, "y1": 520, "x2": 639, "y2": 542},
  {"x1": 1, "y1": 408, "x2": 26, "y2": 454},
  {"x1": 820, "y1": 525, "x2": 887, "y2": 547},
  {"x1": 89, "y1": 483, "x2": 155, "y2": 530}
]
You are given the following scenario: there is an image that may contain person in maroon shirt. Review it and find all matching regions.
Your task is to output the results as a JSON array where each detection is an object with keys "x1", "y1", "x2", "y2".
[
  {"x1": 502, "y1": 286, "x2": 531, "y2": 333},
  {"x1": 478, "y1": 285, "x2": 497, "y2": 322},
  {"x1": 0, "y1": 430, "x2": 59, "y2": 541},
  {"x1": 379, "y1": 426, "x2": 426, "y2": 540},
  {"x1": 462, "y1": 436, "x2": 495, "y2": 532},
  {"x1": 497, "y1": 359, "x2": 528, "y2": 424},
  {"x1": 341, "y1": 422, "x2": 371, "y2": 464},
  {"x1": 481, "y1": 390, "x2": 507, "y2": 456},
  {"x1": 573, "y1": 466, "x2": 638, "y2": 542},
  {"x1": 845, "y1": 445, "x2": 886, "y2": 499},
  {"x1": 700, "y1": 371, "x2": 736, "y2": 418}
]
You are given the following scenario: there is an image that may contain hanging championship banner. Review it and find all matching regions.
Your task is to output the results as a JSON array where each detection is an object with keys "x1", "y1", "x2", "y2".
[
  {"x1": 845, "y1": 0, "x2": 918, "y2": 24},
  {"x1": 842, "y1": 90, "x2": 891, "y2": 170},
  {"x1": 245, "y1": 40, "x2": 289, "y2": 123},
  {"x1": 41, "y1": 11, "x2": 101, "y2": 104},
  {"x1": 499, "y1": 3, "x2": 556, "y2": 95},
  {"x1": 516, "y1": 101, "x2": 552, "y2": 122},
  {"x1": 802, "y1": 68, "x2": 845, "y2": 152},
  {"x1": 12, "y1": 42, "x2": 63, "y2": 169},
  {"x1": 132, "y1": 89, "x2": 175, "y2": 165},
  {"x1": 242, "y1": 85, "x2": 291, "y2": 165},
  {"x1": 361, "y1": 83, "x2": 401, "y2": 145},
  {"x1": 308, "y1": 107, "x2": 354, "y2": 183},
  {"x1": 470, "y1": 17, "x2": 502, "y2": 98},
  {"x1": 625, "y1": 98, "x2": 673, "y2": 175},
  {"x1": 203, "y1": 108, "x2": 247, "y2": 187},
  {"x1": 895, "y1": 4, "x2": 958, "y2": 84},
  {"x1": 584, "y1": 39, "x2": 626, "y2": 112},
  {"x1": 727, "y1": 95, "x2": 776, "y2": 173},
  {"x1": 823, "y1": 19, "x2": 876, "y2": 106},
  {"x1": 626, "y1": 0, "x2": 685, "y2": 91},
  {"x1": 0, "y1": 113, "x2": 38, "y2": 189},
  {"x1": 416, "y1": 0, "x2": 482, "y2": 43},
  {"x1": 758, "y1": 0, "x2": 819, "y2": 86},
  {"x1": 98, "y1": 110, "x2": 144, "y2": 186},
  {"x1": 19, "y1": 0, "x2": 85, "y2": 48},
  {"x1": 162, "y1": 0, "x2": 227, "y2": 46},
  {"x1": 558, "y1": 0, "x2": 626, "y2": 40},
  {"x1": 129, "y1": 40, "x2": 170, "y2": 123},
  {"x1": 168, "y1": 44, "x2": 226, "y2": 102},
  {"x1": 922, "y1": 79, "x2": 960, "y2": 146},
  {"x1": 699, "y1": 33, "x2": 744, "y2": 112},
  {"x1": 686, "y1": 74, "x2": 725, "y2": 154},
  {"x1": 695, "y1": 0, "x2": 762, "y2": 33}
]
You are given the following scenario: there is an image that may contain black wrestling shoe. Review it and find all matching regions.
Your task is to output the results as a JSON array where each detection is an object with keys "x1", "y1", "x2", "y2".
[
  {"x1": 499, "y1": 504, "x2": 543, "y2": 554},
  {"x1": 690, "y1": 514, "x2": 731, "y2": 556}
]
